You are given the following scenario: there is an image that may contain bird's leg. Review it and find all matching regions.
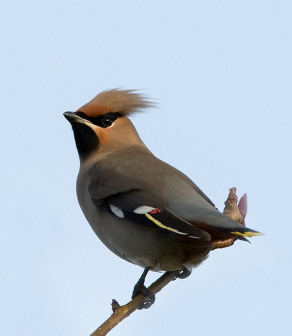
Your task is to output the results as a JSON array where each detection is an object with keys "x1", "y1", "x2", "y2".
[
  {"x1": 173, "y1": 265, "x2": 192, "y2": 280},
  {"x1": 132, "y1": 266, "x2": 155, "y2": 309}
]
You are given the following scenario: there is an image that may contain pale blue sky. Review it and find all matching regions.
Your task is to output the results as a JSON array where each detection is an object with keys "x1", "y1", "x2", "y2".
[{"x1": 1, "y1": 1, "x2": 291, "y2": 335}]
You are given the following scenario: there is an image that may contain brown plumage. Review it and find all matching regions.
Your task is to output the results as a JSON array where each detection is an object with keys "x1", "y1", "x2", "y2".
[{"x1": 77, "y1": 89, "x2": 154, "y2": 117}]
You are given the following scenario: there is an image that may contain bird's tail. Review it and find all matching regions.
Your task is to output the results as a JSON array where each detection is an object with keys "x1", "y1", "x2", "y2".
[
  {"x1": 231, "y1": 227, "x2": 263, "y2": 238},
  {"x1": 191, "y1": 215, "x2": 263, "y2": 242}
]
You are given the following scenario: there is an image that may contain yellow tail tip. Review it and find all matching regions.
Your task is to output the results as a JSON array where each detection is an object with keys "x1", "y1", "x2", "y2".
[{"x1": 231, "y1": 231, "x2": 264, "y2": 238}]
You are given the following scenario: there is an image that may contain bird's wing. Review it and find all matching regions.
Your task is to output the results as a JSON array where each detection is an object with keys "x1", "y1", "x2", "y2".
[
  {"x1": 88, "y1": 151, "x2": 211, "y2": 241},
  {"x1": 101, "y1": 190, "x2": 211, "y2": 241},
  {"x1": 88, "y1": 148, "x2": 261, "y2": 241}
]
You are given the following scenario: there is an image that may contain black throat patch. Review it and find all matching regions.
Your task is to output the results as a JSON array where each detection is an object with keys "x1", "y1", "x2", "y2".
[{"x1": 72, "y1": 123, "x2": 99, "y2": 159}]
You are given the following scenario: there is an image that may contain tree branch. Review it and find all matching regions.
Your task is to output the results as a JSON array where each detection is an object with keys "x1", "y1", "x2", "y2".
[
  {"x1": 90, "y1": 187, "x2": 245, "y2": 336},
  {"x1": 90, "y1": 271, "x2": 179, "y2": 336}
]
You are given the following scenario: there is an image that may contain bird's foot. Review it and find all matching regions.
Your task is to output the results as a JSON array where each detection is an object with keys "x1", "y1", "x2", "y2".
[
  {"x1": 132, "y1": 267, "x2": 155, "y2": 309},
  {"x1": 173, "y1": 266, "x2": 192, "y2": 280},
  {"x1": 132, "y1": 283, "x2": 155, "y2": 309}
]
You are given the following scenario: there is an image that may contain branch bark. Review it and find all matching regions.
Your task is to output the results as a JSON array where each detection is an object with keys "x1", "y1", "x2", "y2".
[
  {"x1": 90, "y1": 187, "x2": 245, "y2": 336},
  {"x1": 90, "y1": 271, "x2": 179, "y2": 336}
]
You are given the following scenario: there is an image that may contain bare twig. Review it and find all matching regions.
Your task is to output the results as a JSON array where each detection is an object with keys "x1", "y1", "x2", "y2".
[
  {"x1": 90, "y1": 271, "x2": 179, "y2": 336},
  {"x1": 90, "y1": 188, "x2": 245, "y2": 336}
]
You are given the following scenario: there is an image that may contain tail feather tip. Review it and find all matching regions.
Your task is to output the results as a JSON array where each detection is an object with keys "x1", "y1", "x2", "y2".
[{"x1": 231, "y1": 230, "x2": 264, "y2": 238}]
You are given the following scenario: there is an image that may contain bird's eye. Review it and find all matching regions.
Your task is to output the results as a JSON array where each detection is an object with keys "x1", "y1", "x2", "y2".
[{"x1": 101, "y1": 117, "x2": 113, "y2": 128}]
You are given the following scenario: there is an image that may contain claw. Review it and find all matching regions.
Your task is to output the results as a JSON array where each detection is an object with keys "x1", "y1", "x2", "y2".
[
  {"x1": 173, "y1": 266, "x2": 192, "y2": 280},
  {"x1": 132, "y1": 267, "x2": 156, "y2": 309}
]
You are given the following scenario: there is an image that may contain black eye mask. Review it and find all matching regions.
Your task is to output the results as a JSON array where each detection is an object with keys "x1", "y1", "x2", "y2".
[{"x1": 75, "y1": 111, "x2": 121, "y2": 128}]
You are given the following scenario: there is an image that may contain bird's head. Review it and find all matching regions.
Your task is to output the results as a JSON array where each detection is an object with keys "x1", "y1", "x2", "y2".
[{"x1": 64, "y1": 89, "x2": 153, "y2": 160}]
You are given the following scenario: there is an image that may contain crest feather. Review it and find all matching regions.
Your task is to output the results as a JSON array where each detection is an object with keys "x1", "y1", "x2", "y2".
[{"x1": 76, "y1": 89, "x2": 154, "y2": 117}]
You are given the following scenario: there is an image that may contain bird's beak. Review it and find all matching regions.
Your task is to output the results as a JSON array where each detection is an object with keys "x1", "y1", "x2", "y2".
[{"x1": 63, "y1": 111, "x2": 86, "y2": 124}]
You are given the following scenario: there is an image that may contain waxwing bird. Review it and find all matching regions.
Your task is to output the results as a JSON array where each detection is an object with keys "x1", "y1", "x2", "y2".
[{"x1": 64, "y1": 89, "x2": 262, "y2": 308}]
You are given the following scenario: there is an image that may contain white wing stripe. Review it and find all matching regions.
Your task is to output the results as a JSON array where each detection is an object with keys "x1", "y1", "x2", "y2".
[
  {"x1": 109, "y1": 204, "x2": 124, "y2": 218},
  {"x1": 134, "y1": 206, "x2": 156, "y2": 214}
]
